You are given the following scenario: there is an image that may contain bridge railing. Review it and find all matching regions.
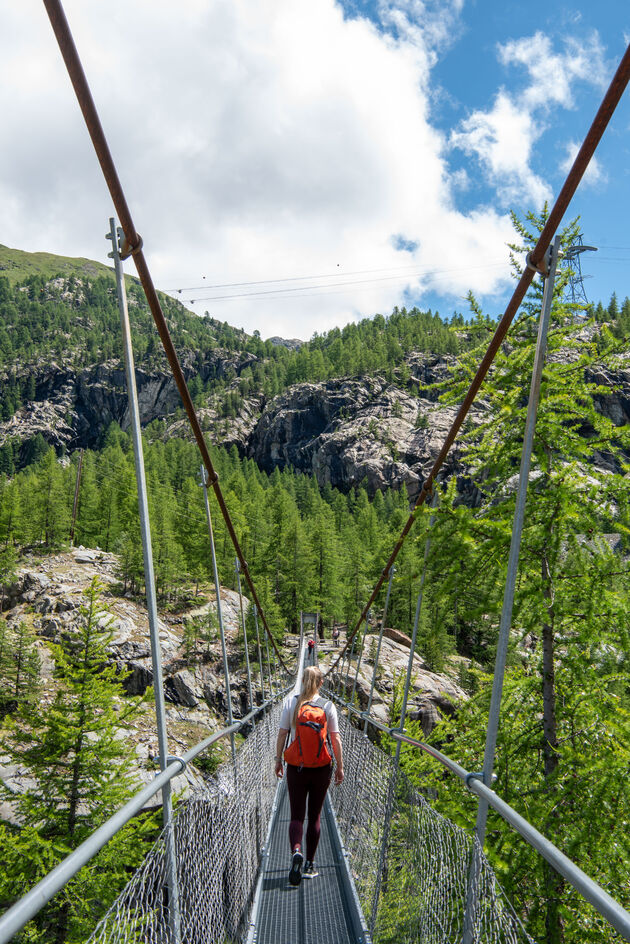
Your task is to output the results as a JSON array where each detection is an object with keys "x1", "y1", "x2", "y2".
[
  {"x1": 330, "y1": 693, "x2": 630, "y2": 943},
  {"x1": 0, "y1": 689, "x2": 289, "y2": 944}
]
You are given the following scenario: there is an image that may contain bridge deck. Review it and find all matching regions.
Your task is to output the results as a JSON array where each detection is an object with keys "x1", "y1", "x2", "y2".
[{"x1": 250, "y1": 779, "x2": 365, "y2": 944}]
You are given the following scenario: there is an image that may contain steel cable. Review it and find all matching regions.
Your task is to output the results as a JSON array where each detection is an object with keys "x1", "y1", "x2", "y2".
[
  {"x1": 42, "y1": 0, "x2": 292, "y2": 676},
  {"x1": 325, "y1": 41, "x2": 630, "y2": 679}
]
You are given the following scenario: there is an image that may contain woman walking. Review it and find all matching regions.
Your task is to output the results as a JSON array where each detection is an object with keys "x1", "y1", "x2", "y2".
[{"x1": 275, "y1": 666, "x2": 344, "y2": 886}]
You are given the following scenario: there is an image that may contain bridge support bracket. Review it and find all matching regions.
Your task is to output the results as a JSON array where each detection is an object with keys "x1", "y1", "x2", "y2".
[
  {"x1": 167, "y1": 755, "x2": 188, "y2": 773},
  {"x1": 465, "y1": 770, "x2": 484, "y2": 790}
]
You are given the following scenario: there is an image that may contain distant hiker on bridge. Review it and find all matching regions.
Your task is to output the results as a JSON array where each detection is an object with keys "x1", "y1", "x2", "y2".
[
  {"x1": 275, "y1": 666, "x2": 344, "y2": 886},
  {"x1": 332, "y1": 626, "x2": 340, "y2": 647},
  {"x1": 307, "y1": 638, "x2": 315, "y2": 664}
]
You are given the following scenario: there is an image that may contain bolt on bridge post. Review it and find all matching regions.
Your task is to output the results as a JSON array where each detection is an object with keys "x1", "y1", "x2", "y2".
[{"x1": 107, "y1": 219, "x2": 181, "y2": 944}]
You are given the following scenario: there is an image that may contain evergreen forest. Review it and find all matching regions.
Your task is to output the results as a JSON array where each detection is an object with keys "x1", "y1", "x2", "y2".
[{"x1": 0, "y1": 214, "x2": 629, "y2": 943}]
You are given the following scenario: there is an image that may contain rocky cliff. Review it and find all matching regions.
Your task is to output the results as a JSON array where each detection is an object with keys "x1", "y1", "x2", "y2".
[
  {"x1": 0, "y1": 548, "x2": 465, "y2": 818},
  {"x1": 3, "y1": 340, "x2": 630, "y2": 501}
]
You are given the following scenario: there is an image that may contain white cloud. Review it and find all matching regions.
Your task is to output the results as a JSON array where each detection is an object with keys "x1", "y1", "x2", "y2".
[
  {"x1": 451, "y1": 30, "x2": 606, "y2": 209},
  {"x1": 0, "y1": 0, "x2": 517, "y2": 339},
  {"x1": 499, "y1": 32, "x2": 606, "y2": 109},
  {"x1": 561, "y1": 141, "x2": 606, "y2": 187},
  {"x1": 451, "y1": 92, "x2": 551, "y2": 207}
]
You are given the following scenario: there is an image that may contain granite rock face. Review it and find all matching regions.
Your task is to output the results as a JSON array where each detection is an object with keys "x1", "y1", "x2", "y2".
[
  {"x1": 322, "y1": 633, "x2": 466, "y2": 736},
  {"x1": 246, "y1": 373, "x2": 483, "y2": 503},
  {"x1": 0, "y1": 348, "x2": 258, "y2": 456},
  {"x1": 3, "y1": 342, "x2": 630, "y2": 502},
  {"x1": 0, "y1": 549, "x2": 261, "y2": 814}
]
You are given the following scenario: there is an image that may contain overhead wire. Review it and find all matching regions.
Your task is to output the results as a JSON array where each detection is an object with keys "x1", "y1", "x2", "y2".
[{"x1": 167, "y1": 261, "x2": 508, "y2": 304}]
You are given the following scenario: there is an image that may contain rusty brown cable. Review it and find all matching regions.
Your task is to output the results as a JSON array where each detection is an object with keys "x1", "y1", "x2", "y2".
[
  {"x1": 325, "y1": 41, "x2": 630, "y2": 679},
  {"x1": 42, "y1": 0, "x2": 291, "y2": 674}
]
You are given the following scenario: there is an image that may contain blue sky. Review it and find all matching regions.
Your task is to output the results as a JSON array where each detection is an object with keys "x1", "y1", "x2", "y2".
[{"x1": 1, "y1": 1, "x2": 629, "y2": 336}]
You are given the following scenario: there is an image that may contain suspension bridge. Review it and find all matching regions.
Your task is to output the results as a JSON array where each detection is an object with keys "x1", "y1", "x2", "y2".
[{"x1": 1, "y1": 2, "x2": 630, "y2": 942}]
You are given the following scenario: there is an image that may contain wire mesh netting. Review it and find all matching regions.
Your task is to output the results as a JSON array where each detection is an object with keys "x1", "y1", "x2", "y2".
[
  {"x1": 88, "y1": 665, "x2": 533, "y2": 944},
  {"x1": 88, "y1": 700, "x2": 283, "y2": 944},
  {"x1": 330, "y1": 710, "x2": 534, "y2": 944}
]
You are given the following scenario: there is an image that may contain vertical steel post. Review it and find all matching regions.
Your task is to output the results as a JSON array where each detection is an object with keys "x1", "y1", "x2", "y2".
[
  {"x1": 200, "y1": 465, "x2": 236, "y2": 768},
  {"x1": 107, "y1": 219, "x2": 180, "y2": 944},
  {"x1": 476, "y1": 236, "x2": 561, "y2": 843},
  {"x1": 350, "y1": 609, "x2": 370, "y2": 708},
  {"x1": 370, "y1": 492, "x2": 437, "y2": 936},
  {"x1": 252, "y1": 601, "x2": 266, "y2": 700},
  {"x1": 69, "y1": 448, "x2": 83, "y2": 546},
  {"x1": 259, "y1": 605, "x2": 274, "y2": 697},
  {"x1": 235, "y1": 557, "x2": 254, "y2": 709},
  {"x1": 462, "y1": 237, "x2": 561, "y2": 944},
  {"x1": 364, "y1": 566, "x2": 395, "y2": 734},
  {"x1": 344, "y1": 632, "x2": 357, "y2": 711}
]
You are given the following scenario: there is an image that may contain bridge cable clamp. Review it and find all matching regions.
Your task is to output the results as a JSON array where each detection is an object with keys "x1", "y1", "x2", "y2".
[
  {"x1": 119, "y1": 231, "x2": 144, "y2": 260},
  {"x1": 166, "y1": 754, "x2": 188, "y2": 773},
  {"x1": 525, "y1": 245, "x2": 553, "y2": 277},
  {"x1": 465, "y1": 770, "x2": 485, "y2": 790}
]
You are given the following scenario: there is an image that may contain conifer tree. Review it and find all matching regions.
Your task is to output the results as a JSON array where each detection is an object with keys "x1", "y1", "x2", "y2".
[
  {"x1": 1, "y1": 577, "x2": 152, "y2": 943},
  {"x1": 414, "y1": 210, "x2": 630, "y2": 943}
]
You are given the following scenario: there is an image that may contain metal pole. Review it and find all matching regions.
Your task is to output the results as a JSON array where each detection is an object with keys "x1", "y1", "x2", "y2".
[
  {"x1": 370, "y1": 495, "x2": 437, "y2": 935},
  {"x1": 69, "y1": 448, "x2": 83, "y2": 546},
  {"x1": 350, "y1": 609, "x2": 370, "y2": 708},
  {"x1": 235, "y1": 557, "x2": 254, "y2": 709},
  {"x1": 476, "y1": 236, "x2": 561, "y2": 844},
  {"x1": 260, "y1": 605, "x2": 274, "y2": 697},
  {"x1": 200, "y1": 464, "x2": 236, "y2": 768},
  {"x1": 462, "y1": 237, "x2": 562, "y2": 944},
  {"x1": 364, "y1": 566, "x2": 395, "y2": 734},
  {"x1": 343, "y1": 632, "x2": 357, "y2": 711},
  {"x1": 252, "y1": 602, "x2": 266, "y2": 700},
  {"x1": 107, "y1": 219, "x2": 180, "y2": 944}
]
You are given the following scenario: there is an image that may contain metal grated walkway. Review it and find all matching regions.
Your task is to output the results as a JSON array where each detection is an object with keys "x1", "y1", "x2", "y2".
[{"x1": 250, "y1": 779, "x2": 367, "y2": 944}]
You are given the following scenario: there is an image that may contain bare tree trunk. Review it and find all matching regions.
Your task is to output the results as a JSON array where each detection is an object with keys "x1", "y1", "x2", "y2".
[{"x1": 541, "y1": 552, "x2": 564, "y2": 943}]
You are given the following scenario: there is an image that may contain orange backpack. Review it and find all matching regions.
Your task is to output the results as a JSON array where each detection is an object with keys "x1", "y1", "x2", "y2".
[{"x1": 284, "y1": 700, "x2": 332, "y2": 769}]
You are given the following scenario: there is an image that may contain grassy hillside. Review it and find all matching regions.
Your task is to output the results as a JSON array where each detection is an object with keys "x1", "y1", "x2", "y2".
[{"x1": 0, "y1": 244, "x2": 115, "y2": 287}]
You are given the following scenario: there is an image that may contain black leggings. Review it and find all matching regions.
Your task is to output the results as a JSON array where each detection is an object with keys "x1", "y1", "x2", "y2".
[{"x1": 286, "y1": 763, "x2": 332, "y2": 861}]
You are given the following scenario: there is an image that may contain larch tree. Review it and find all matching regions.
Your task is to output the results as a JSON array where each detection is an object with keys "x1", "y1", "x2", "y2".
[{"x1": 0, "y1": 578, "x2": 154, "y2": 944}]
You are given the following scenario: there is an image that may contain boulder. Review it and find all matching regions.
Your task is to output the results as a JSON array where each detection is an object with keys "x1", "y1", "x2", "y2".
[
  {"x1": 167, "y1": 669, "x2": 202, "y2": 708},
  {"x1": 323, "y1": 634, "x2": 465, "y2": 737}
]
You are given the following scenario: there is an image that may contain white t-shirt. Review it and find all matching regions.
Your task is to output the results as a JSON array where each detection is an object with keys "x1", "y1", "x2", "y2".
[{"x1": 279, "y1": 693, "x2": 339, "y2": 744}]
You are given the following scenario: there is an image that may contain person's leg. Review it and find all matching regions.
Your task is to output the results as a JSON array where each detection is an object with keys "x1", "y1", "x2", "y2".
[
  {"x1": 286, "y1": 764, "x2": 307, "y2": 851},
  {"x1": 286, "y1": 764, "x2": 306, "y2": 885},
  {"x1": 305, "y1": 764, "x2": 332, "y2": 862}
]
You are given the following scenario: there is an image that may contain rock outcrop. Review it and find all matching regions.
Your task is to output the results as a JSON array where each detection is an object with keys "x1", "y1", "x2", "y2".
[
  {"x1": 0, "y1": 549, "x2": 262, "y2": 815},
  {"x1": 322, "y1": 634, "x2": 465, "y2": 736},
  {"x1": 4, "y1": 339, "x2": 629, "y2": 502},
  {"x1": 246, "y1": 375, "x2": 483, "y2": 502}
]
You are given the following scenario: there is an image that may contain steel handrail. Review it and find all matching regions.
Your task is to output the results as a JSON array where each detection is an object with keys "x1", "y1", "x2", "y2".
[
  {"x1": 329, "y1": 692, "x2": 630, "y2": 942},
  {"x1": 0, "y1": 689, "x2": 289, "y2": 944}
]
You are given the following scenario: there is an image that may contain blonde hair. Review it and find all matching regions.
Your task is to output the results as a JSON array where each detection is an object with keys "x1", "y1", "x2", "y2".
[{"x1": 292, "y1": 666, "x2": 324, "y2": 726}]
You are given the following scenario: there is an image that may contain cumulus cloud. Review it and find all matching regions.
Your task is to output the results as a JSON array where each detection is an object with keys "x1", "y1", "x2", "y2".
[
  {"x1": 561, "y1": 141, "x2": 606, "y2": 187},
  {"x1": 451, "y1": 31, "x2": 606, "y2": 208},
  {"x1": 2, "y1": 1, "x2": 515, "y2": 338}
]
